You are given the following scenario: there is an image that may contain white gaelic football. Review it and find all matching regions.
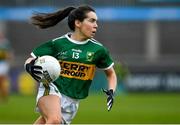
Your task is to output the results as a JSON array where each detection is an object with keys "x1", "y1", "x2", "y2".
[{"x1": 35, "y1": 55, "x2": 61, "y2": 84}]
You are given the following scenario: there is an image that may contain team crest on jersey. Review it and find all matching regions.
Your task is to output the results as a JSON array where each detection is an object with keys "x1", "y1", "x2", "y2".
[{"x1": 86, "y1": 52, "x2": 94, "y2": 62}]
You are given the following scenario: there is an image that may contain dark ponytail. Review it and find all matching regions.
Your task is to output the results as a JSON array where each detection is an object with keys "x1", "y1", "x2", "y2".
[{"x1": 31, "y1": 7, "x2": 75, "y2": 29}]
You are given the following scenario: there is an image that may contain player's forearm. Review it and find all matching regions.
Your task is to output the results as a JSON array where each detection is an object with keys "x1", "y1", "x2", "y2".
[
  {"x1": 24, "y1": 57, "x2": 35, "y2": 69},
  {"x1": 105, "y1": 67, "x2": 117, "y2": 92},
  {"x1": 24, "y1": 57, "x2": 34, "y2": 65}
]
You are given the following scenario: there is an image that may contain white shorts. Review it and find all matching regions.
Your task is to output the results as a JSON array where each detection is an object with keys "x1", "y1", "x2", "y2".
[
  {"x1": 0, "y1": 61, "x2": 9, "y2": 75},
  {"x1": 36, "y1": 83, "x2": 79, "y2": 124}
]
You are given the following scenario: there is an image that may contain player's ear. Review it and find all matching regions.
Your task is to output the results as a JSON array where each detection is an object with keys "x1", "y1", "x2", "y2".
[{"x1": 75, "y1": 20, "x2": 82, "y2": 28}]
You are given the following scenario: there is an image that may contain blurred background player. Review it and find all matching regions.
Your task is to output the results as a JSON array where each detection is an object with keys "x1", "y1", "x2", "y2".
[{"x1": 0, "y1": 30, "x2": 13, "y2": 103}]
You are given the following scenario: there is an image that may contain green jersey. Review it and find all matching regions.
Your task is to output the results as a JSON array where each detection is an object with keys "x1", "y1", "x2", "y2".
[
  {"x1": 0, "y1": 38, "x2": 11, "y2": 60},
  {"x1": 31, "y1": 33, "x2": 114, "y2": 99}
]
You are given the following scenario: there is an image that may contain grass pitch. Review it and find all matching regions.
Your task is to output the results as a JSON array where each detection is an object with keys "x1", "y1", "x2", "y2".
[{"x1": 0, "y1": 92, "x2": 180, "y2": 124}]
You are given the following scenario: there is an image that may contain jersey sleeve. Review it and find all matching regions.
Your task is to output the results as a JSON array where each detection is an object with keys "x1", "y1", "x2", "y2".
[
  {"x1": 95, "y1": 47, "x2": 114, "y2": 70},
  {"x1": 31, "y1": 40, "x2": 55, "y2": 57}
]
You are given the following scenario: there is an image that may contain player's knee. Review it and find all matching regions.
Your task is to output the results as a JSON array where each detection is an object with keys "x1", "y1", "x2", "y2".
[{"x1": 46, "y1": 116, "x2": 61, "y2": 124}]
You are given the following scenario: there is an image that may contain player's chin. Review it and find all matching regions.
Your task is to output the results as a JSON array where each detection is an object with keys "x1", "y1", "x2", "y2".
[
  {"x1": 89, "y1": 33, "x2": 96, "y2": 38},
  {"x1": 89, "y1": 36, "x2": 94, "y2": 39},
  {"x1": 86, "y1": 35, "x2": 94, "y2": 39},
  {"x1": 85, "y1": 33, "x2": 95, "y2": 39}
]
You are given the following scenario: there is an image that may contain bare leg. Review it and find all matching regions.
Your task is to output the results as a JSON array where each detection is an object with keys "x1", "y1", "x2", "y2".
[
  {"x1": 36, "y1": 95, "x2": 61, "y2": 124},
  {"x1": 0, "y1": 75, "x2": 9, "y2": 102}
]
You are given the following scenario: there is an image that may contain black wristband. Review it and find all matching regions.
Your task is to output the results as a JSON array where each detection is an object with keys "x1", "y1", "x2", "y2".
[{"x1": 108, "y1": 89, "x2": 114, "y2": 96}]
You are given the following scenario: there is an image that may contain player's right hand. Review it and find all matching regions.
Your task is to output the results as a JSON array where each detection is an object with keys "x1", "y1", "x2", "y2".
[{"x1": 25, "y1": 57, "x2": 43, "y2": 82}]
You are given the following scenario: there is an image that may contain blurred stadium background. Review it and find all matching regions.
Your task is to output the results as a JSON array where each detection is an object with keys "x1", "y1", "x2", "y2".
[{"x1": 0, "y1": 0, "x2": 180, "y2": 124}]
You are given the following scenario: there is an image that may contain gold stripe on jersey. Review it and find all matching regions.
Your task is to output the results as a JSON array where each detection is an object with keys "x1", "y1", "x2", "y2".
[{"x1": 60, "y1": 61, "x2": 95, "y2": 80}]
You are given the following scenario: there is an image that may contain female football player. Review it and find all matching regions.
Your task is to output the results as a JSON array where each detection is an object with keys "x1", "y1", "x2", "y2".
[
  {"x1": 24, "y1": 5, "x2": 117, "y2": 124},
  {"x1": 0, "y1": 31, "x2": 12, "y2": 103}
]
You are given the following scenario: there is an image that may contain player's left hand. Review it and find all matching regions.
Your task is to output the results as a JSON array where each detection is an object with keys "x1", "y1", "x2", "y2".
[{"x1": 102, "y1": 88, "x2": 114, "y2": 111}]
